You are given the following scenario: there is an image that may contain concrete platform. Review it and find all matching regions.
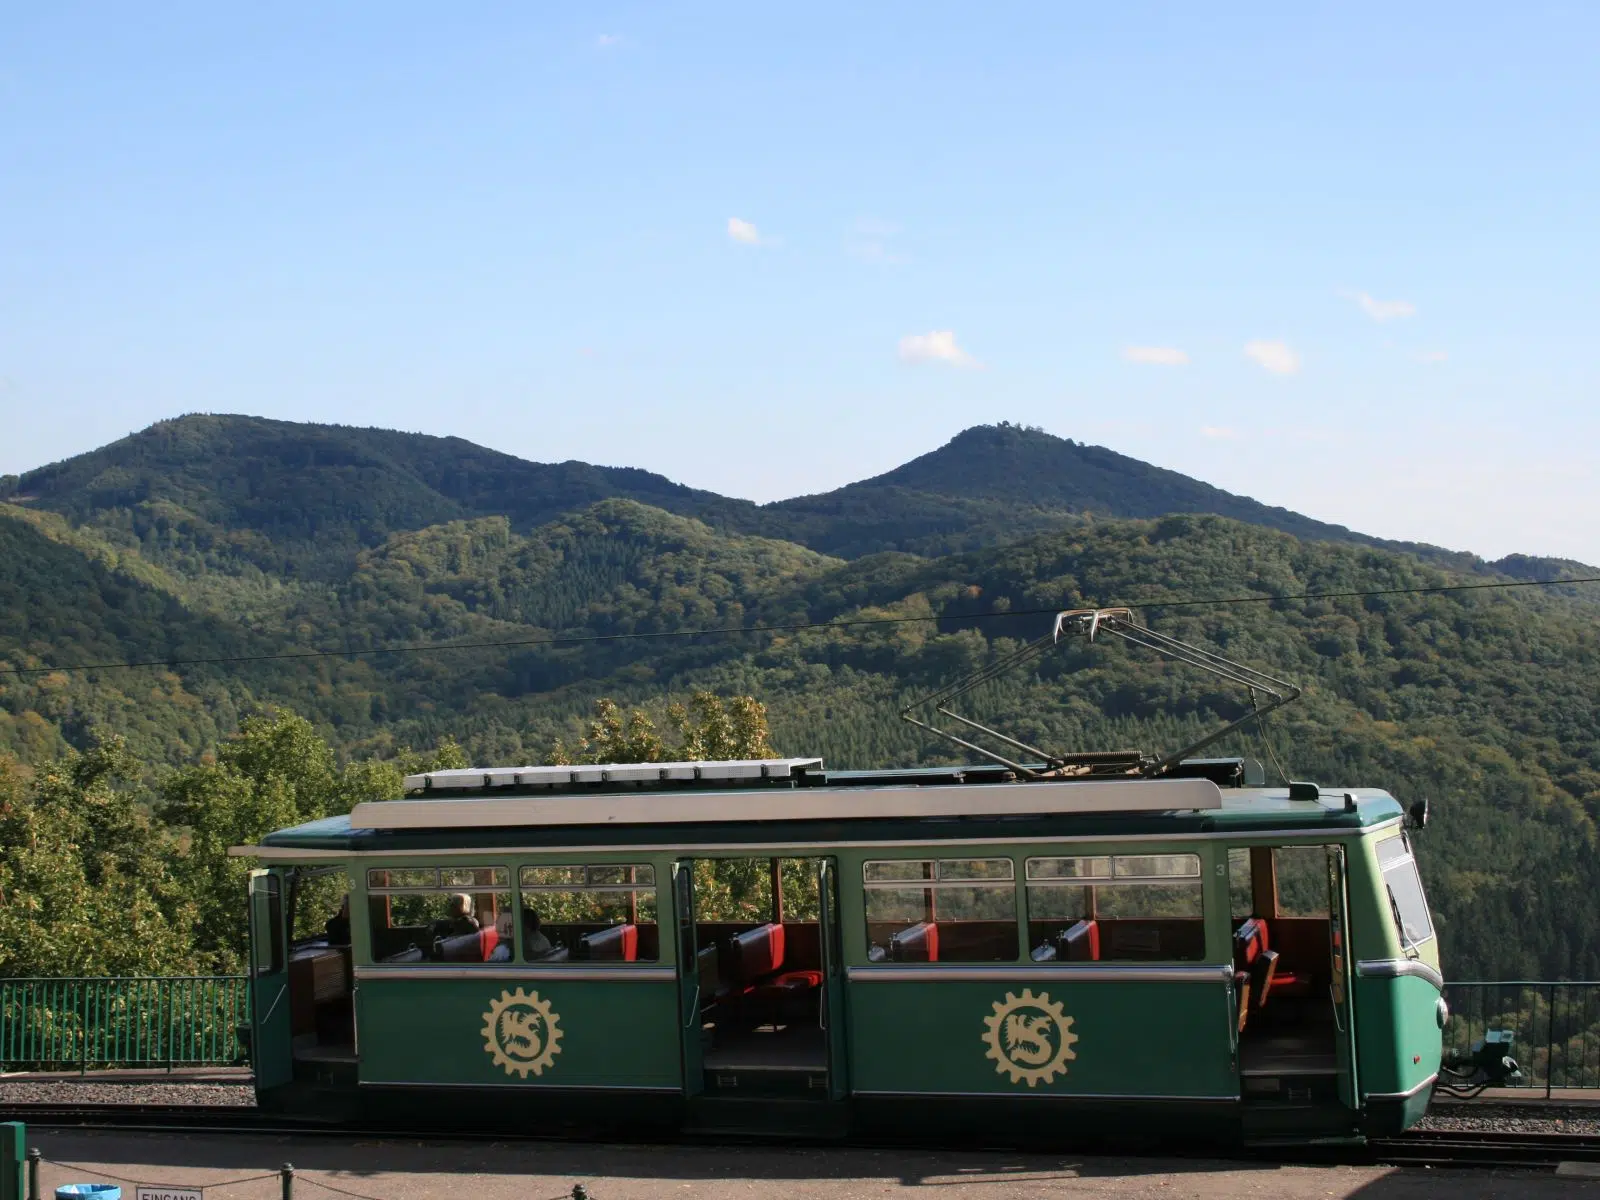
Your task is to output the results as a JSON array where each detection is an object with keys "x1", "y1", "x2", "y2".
[{"x1": 16, "y1": 1130, "x2": 1581, "y2": 1200}]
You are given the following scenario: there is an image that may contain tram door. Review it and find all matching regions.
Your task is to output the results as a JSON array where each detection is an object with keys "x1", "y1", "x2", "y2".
[
  {"x1": 1326, "y1": 847, "x2": 1359, "y2": 1109},
  {"x1": 672, "y1": 860, "x2": 705, "y2": 1097},
  {"x1": 816, "y1": 858, "x2": 850, "y2": 1101},
  {"x1": 672, "y1": 855, "x2": 849, "y2": 1107},
  {"x1": 246, "y1": 869, "x2": 293, "y2": 1089}
]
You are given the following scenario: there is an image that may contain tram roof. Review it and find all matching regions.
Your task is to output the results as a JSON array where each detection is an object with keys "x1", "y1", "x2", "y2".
[{"x1": 235, "y1": 763, "x2": 1406, "y2": 858}]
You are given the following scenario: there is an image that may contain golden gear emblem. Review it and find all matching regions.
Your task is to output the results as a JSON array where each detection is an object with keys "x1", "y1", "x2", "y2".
[
  {"x1": 982, "y1": 988, "x2": 1078, "y2": 1087},
  {"x1": 482, "y1": 988, "x2": 563, "y2": 1078}
]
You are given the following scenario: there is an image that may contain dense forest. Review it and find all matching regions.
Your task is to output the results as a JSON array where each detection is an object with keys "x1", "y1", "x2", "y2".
[{"x1": 2, "y1": 414, "x2": 1598, "y2": 980}]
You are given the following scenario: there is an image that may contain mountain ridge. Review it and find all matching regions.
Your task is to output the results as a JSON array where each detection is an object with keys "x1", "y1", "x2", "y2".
[{"x1": 10, "y1": 413, "x2": 1584, "y2": 576}]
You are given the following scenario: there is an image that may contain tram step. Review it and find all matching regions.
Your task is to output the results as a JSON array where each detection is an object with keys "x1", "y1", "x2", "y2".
[{"x1": 703, "y1": 1068, "x2": 830, "y2": 1097}]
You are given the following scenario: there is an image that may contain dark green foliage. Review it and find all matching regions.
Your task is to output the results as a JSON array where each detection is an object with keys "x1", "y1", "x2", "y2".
[
  {"x1": 4, "y1": 415, "x2": 1600, "y2": 981},
  {"x1": 13, "y1": 414, "x2": 757, "y2": 580}
]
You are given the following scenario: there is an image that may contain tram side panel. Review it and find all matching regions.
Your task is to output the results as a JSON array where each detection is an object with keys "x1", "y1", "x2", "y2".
[
  {"x1": 351, "y1": 856, "x2": 683, "y2": 1127},
  {"x1": 838, "y1": 844, "x2": 1239, "y2": 1142}
]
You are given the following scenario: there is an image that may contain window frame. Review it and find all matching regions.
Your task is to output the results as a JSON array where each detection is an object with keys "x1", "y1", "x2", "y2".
[
  {"x1": 362, "y1": 864, "x2": 514, "y2": 966},
  {"x1": 516, "y1": 861, "x2": 661, "y2": 965},
  {"x1": 861, "y1": 856, "x2": 1020, "y2": 964},
  {"x1": 1023, "y1": 851, "x2": 1208, "y2": 964},
  {"x1": 1375, "y1": 833, "x2": 1435, "y2": 951}
]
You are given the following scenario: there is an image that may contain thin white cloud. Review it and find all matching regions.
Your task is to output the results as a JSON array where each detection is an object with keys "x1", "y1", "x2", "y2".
[
  {"x1": 1414, "y1": 349, "x2": 1449, "y2": 364},
  {"x1": 1121, "y1": 345, "x2": 1189, "y2": 366},
  {"x1": 848, "y1": 239, "x2": 908, "y2": 265},
  {"x1": 1345, "y1": 290, "x2": 1417, "y2": 321},
  {"x1": 1243, "y1": 340, "x2": 1301, "y2": 375},
  {"x1": 852, "y1": 217, "x2": 901, "y2": 237},
  {"x1": 1200, "y1": 426, "x2": 1239, "y2": 440},
  {"x1": 898, "y1": 331, "x2": 978, "y2": 368},
  {"x1": 847, "y1": 218, "x2": 907, "y2": 264},
  {"x1": 596, "y1": 33, "x2": 621, "y2": 48},
  {"x1": 727, "y1": 217, "x2": 763, "y2": 246}
]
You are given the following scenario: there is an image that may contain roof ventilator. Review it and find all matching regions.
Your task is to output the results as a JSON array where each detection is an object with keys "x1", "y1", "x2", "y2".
[{"x1": 900, "y1": 607, "x2": 1302, "y2": 781}]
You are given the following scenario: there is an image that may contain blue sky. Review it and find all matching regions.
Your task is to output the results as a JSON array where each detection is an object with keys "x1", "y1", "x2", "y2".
[{"x1": 3, "y1": 3, "x2": 1596, "y2": 562}]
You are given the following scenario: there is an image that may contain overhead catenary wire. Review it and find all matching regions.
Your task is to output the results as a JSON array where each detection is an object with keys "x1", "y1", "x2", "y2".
[{"x1": 2, "y1": 573, "x2": 1597, "y2": 678}]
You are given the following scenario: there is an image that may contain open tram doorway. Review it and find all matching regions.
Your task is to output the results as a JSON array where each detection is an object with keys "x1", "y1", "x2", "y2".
[
  {"x1": 1228, "y1": 844, "x2": 1358, "y2": 1128},
  {"x1": 674, "y1": 856, "x2": 846, "y2": 1101}
]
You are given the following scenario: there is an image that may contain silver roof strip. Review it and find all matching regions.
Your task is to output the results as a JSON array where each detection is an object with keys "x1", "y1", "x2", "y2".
[{"x1": 352, "y1": 778, "x2": 1223, "y2": 832}]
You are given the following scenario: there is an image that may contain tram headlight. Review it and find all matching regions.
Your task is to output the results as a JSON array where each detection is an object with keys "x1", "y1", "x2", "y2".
[{"x1": 1436, "y1": 997, "x2": 1450, "y2": 1029}]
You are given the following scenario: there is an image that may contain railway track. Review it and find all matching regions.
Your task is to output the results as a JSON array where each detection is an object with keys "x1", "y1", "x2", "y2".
[
  {"x1": 4, "y1": 1104, "x2": 1598, "y2": 1171},
  {"x1": 1365, "y1": 1128, "x2": 1600, "y2": 1169}
]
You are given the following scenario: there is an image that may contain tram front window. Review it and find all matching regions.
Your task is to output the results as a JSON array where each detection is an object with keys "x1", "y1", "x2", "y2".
[{"x1": 1377, "y1": 835, "x2": 1434, "y2": 951}]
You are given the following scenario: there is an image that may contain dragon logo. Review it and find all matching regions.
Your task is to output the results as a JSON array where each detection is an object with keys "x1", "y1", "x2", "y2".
[
  {"x1": 482, "y1": 988, "x2": 563, "y2": 1078},
  {"x1": 982, "y1": 988, "x2": 1078, "y2": 1087}
]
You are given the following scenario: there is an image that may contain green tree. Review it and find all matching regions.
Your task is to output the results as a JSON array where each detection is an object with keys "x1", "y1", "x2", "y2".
[
  {"x1": 546, "y1": 693, "x2": 776, "y2": 765},
  {"x1": 547, "y1": 699, "x2": 668, "y2": 765},
  {"x1": 163, "y1": 710, "x2": 470, "y2": 969},
  {"x1": 669, "y1": 692, "x2": 776, "y2": 761},
  {"x1": 0, "y1": 741, "x2": 196, "y2": 977}
]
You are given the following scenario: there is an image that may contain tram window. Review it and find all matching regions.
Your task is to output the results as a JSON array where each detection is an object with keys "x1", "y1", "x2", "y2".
[
  {"x1": 1376, "y1": 835, "x2": 1434, "y2": 950},
  {"x1": 1228, "y1": 848, "x2": 1253, "y2": 921},
  {"x1": 290, "y1": 868, "x2": 349, "y2": 945},
  {"x1": 863, "y1": 858, "x2": 1018, "y2": 963},
  {"x1": 518, "y1": 864, "x2": 659, "y2": 962},
  {"x1": 365, "y1": 866, "x2": 513, "y2": 964},
  {"x1": 1273, "y1": 847, "x2": 1331, "y2": 917},
  {"x1": 1026, "y1": 854, "x2": 1204, "y2": 962}
]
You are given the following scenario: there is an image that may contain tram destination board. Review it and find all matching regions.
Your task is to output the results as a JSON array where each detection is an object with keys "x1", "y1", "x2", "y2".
[{"x1": 136, "y1": 1187, "x2": 203, "y2": 1200}]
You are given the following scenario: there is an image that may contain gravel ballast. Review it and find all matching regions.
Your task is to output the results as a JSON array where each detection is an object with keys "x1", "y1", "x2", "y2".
[{"x1": 0, "y1": 1078, "x2": 256, "y2": 1106}]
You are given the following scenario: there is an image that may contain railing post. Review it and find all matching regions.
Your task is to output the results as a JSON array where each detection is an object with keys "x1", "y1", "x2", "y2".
[
  {"x1": 0, "y1": 1122, "x2": 22, "y2": 1200},
  {"x1": 1547, "y1": 982, "x2": 1556, "y2": 1100},
  {"x1": 78, "y1": 982, "x2": 89, "y2": 1076}
]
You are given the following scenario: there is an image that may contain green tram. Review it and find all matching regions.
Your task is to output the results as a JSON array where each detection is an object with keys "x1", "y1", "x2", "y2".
[{"x1": 233, "y1": 755, "x2": 1445, "y2": 1146}]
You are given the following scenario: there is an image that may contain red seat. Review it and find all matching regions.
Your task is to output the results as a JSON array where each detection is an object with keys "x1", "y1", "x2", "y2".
[
  {"x1": 729, "y1": 924, "x2": 822, "y2": 1020},
  {"x1": 1235, "y1": 917, "x2": 1268, "y2": 965},
  {"x1": 890, "y1": 922, "x2": 939, "y2": 962},
  {"x1": 1234, "y1": 918, "x2": 1286, "y2": 1016},
  {"x1": 728, "y1": 923, "x2": 785, "y2": 985},
  {"x1": 437, "y1": 926, "x2": 499, "y2": 963},
  {"x1": 581, "y1": 923, "x2": 638, "y2": 962},
  {"x1": 1059, "y1": 919, "x2": 1099, "y2": 962}
]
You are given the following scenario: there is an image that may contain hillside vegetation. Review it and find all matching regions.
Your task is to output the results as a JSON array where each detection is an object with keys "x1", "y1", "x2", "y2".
[{"x1": 2, "y1": 414, "x2": 1598, "y2": 979}]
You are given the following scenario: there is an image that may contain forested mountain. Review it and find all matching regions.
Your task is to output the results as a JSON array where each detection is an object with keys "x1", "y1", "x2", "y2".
[
  {"x1": 2, "y1": 414, "x2": 762, "y2": 579},
  {"x1": 3, "y1": 414, "x2": 1599, "y2": 979},
  {"x1": 764, "y1": 423, "x2": 1374, "y2": 556}
]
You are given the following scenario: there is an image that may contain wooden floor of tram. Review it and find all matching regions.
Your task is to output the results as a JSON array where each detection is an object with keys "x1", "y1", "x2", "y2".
[{"x1": 703, "y1": 1022, "x2": 827, "y2": 1072}]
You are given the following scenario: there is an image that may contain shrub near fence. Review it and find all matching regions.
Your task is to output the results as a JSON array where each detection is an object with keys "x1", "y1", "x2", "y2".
[
  {"x1": 0, "y1": 977, "x2": 250, "y2": 1073},
  {"x1": 1443, "y1": 982, "x2": 1600, "y2": 1093}
]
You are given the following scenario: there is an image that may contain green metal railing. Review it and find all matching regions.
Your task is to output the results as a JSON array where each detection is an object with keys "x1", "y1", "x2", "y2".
[
  {"x1": 0, "y1": 977, "x2": 250, "y2": 1073},
  {"x1": 1441, "y1": 981, "x2": 1600, "y2": 1093}
]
